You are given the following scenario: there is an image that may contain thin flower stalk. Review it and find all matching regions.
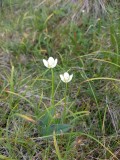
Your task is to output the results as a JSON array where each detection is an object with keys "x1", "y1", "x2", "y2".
[
  {"x1": 63, "y1": 83, "x2": 68, "y2": 122},
  {"x1": 60, "y1": 72, "x2": 73, "y2": 122},
  {"x1": 51, "y1": 68, "x2": 54, "y2": 107}
]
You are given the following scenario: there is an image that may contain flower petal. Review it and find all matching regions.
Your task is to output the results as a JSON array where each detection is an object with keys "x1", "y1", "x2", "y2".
[
  {"x1": 43, "y1": 59, "x2": 48, "y2": 68},
  {"x1": 60, "y1": 74, "x2": 65, "y2": 82},
  {"x1": 64, "y1": 72, "x2": 70, "y2": 81},
  {"x1": 68, "y1": 74, "x2": 73, "y2": 82},
  {"x1": 52, "y1": 59, "x2": 58, "y2": 68},
  {"x1": 48, "y1": 57, "x2": 55, "y2": 67}
]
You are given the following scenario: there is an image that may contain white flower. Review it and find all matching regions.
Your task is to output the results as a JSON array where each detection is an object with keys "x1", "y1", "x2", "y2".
[
  {"x1": 43, "y1": 57, "x2": 57, "y2": 68},
  {"x1": 82, "y1": 9, "x2": 85, "y2": 13},
  {"x1": 60, "y1": 72, "x2": 73, "y2": 83}
]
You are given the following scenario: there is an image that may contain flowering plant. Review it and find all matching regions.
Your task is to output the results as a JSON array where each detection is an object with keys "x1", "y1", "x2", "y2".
[
  {"x1": 60, "y1": 72, "x2": 73, "y2": 83},
  {"x1": 43, "y1": 57, "x2": 57, "y2": 68}
]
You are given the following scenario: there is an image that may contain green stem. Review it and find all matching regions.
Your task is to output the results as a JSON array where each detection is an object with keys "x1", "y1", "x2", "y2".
[
  {"x1": 51, "y1": 69, "x2": 54, "y2": 107},
  {"x1": 63, "y1": 83, "x2": 68, "y2": 122}
]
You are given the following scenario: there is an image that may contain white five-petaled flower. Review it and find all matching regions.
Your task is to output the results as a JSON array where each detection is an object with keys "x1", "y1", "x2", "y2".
[
  {"x1": 43, "y1": 57, "x2": 58, "y2": 68},
  {"x1": 60, "y1": 72, "x2": 73, "y2": 83}
]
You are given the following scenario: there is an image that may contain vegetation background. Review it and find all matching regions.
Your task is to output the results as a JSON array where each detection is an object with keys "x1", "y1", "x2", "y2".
[{"x1": 0, "y1": 0, "x2": 120, "y2": 159}]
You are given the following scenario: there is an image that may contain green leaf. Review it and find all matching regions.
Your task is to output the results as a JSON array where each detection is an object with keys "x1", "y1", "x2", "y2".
[
  {"x1": 41, "y1": 124, "x2": 72, "y2": 136},
  {"x1": 39, "y1": 107, "x2": 55, "y2": 126}
]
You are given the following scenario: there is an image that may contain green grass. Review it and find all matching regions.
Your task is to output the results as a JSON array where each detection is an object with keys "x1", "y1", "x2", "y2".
[{"x1": 0, "y1": 0, "x2": 120, "y2": 159}]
